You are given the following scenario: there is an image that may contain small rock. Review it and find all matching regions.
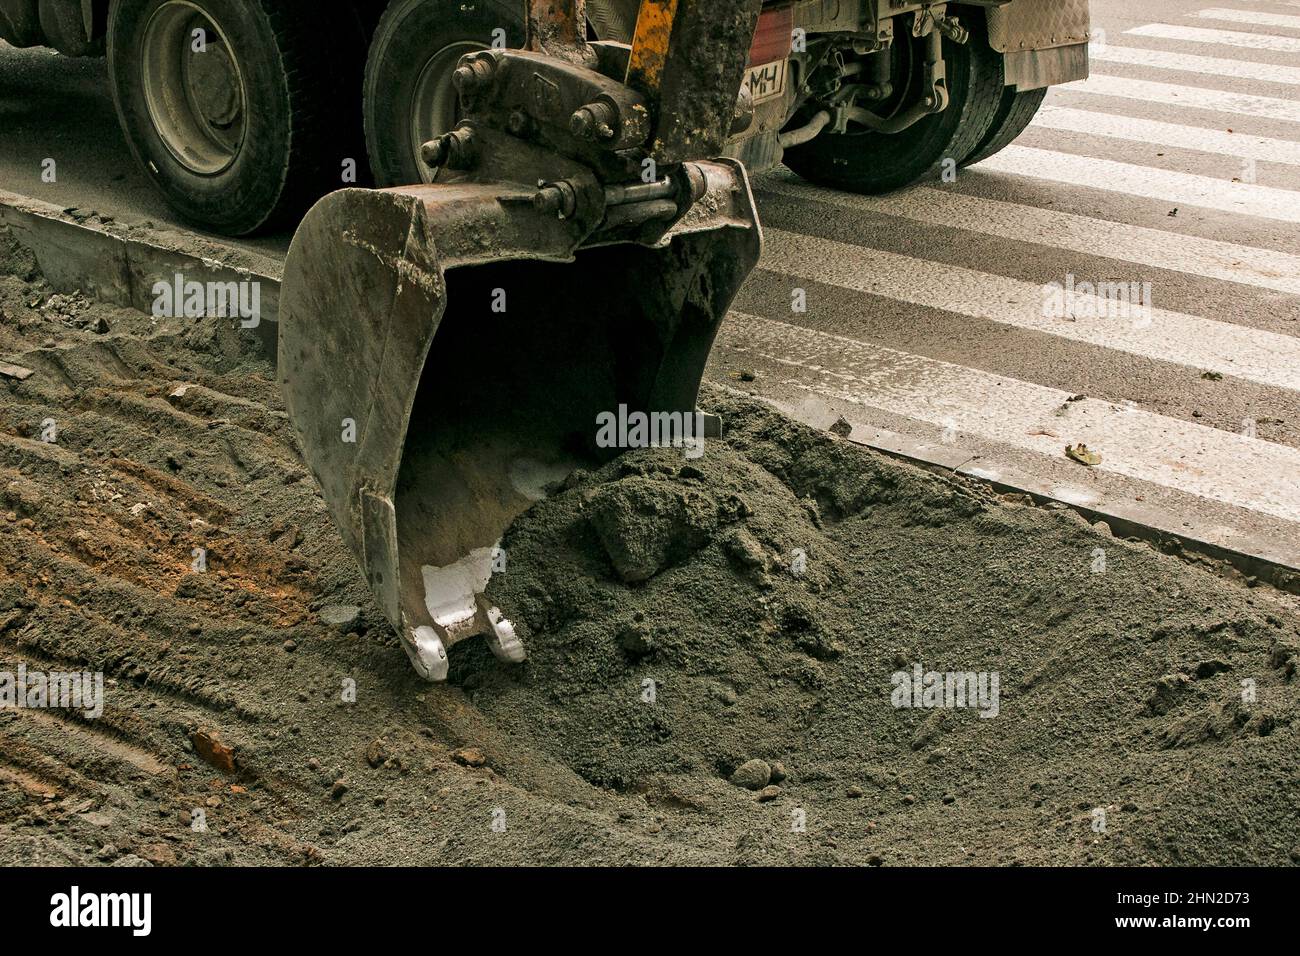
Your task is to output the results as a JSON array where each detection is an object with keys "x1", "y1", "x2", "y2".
[
  {"x1": 829, "y1": 416, "x2": 852, "y2": 438},
  {"x1": 365, "y1": 738, "x2": 390, "y2": 769},
  {"x1": 282, "y1": 639, "x2": 297, "y2": 653},
  {"x1": 720, "y1": 527, "x2": 768, "y2": 572},
  {"x1": 709, "y1": 683, "x2": 737, "y2": 706},
  {"x1": 769, "y1": 761, "x2": 786, "y2": 784},
  {"x1": 452, "y1": 747, "x2": 488, "y2": 768},
  {"x1": 191, "y1": 729, "x2": 236, "y2": 774},
  {"x1": 902, "y1": 794, "x2": 916, "y2": 806},
  {"x1": 846, "y1": 786, "x2": 864, "y2": 799},
  {"x1": 941, "y1": 793, "x2": 956, "y2": 805},
  {"x1": 756, "y1": 785, "x2": 781, "y2": 802},
  {"x1": 616, "y1": 624, "x2": 655, "y2": 657},
  {"x1": 136, "y1": 843, "x2": 176, "y2": 867},
  {"x1": 866, "y1": 854, "x2": 884, "y2": 867},
  {"x1": 320, "y1": 604, "x2": 362, "y2": 633},
  {"x1": 729, "y1": 759, "x2": 771, "y2": 791}
]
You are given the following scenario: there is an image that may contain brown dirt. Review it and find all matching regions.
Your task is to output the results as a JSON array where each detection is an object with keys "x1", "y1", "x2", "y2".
[{"x1": 1, "y1": 227, "x2": 1298, "y2": 866}]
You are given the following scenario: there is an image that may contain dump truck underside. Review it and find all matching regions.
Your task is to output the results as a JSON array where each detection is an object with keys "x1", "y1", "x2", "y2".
[{"x1": 1, "y1": 0, "x2": 1090, "y2": 234}]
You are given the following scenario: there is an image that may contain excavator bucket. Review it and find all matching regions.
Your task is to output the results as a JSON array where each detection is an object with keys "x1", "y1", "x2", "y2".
[
  {"x1": 278, "y1": 0, "x2": 764, "y2": 679},
  {"x1": 278, "y1": 168, "x2": 760, "y2": 680}
]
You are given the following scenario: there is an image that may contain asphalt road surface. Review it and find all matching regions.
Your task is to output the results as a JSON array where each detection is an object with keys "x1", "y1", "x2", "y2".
[
  {"x1": 713, "y1": 0, "x2": 1300, "y2": 563},
  {"x1": 1, "y1": 0, "x2": 1298, "y2": 561}
]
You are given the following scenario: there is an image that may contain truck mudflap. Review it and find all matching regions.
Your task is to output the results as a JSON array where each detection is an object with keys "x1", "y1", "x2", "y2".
[{"x1": 987, "y1": 0, "x2": 1092, "y2": 90}]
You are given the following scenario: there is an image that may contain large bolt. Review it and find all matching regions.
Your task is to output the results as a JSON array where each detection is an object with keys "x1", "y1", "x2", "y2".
[
  {"x1": 420, "y1": 137, "x2": 450, "y2": 168},
  {"x1": 421, "y1": 128, "x2": 477, "y2": 170},
  {"x1": 533, "y1": 180, "x2": 578, "y2": 220},
  {"x1": 570, "y1": 100, "x2": 618, "y2": 141},
  {"x1": 452, "y1": 53, "x2": 498, "y2": 95}
]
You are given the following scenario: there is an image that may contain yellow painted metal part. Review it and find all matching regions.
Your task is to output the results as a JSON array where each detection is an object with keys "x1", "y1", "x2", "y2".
[{"x1": 626, "y1": 0, "x2": 680, "y2": 89}]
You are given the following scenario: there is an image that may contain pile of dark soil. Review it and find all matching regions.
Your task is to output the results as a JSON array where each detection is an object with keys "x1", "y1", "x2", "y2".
[{"x1": 476, "y1": 390, "x2": 1300, "y2": 864}]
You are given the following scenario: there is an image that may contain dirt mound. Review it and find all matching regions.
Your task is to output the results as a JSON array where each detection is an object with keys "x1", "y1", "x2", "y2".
[{"x1": 474, "y1": 389, "x2": 1300, "y2": 864}]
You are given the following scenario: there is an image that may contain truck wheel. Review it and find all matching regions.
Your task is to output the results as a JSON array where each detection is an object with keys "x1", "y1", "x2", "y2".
[
  {"x1": 782, "y1": 31, "x2": 1003, "y2": 194},
  {"x1": 107, "y1": 0, "x2": 367, "y2": 236},
  {"x1": 961, "y1": 86, "x2": 1047, "y2": 167},
  {"x1": 364, "y1": 0, "x2": 632, "y2": 187},
  {"x1": 363, "y1": 0, "x2": 526, "y2": 187}
]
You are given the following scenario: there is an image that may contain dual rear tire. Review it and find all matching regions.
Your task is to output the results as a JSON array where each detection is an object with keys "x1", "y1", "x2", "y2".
[{"x1": 783, "y1": 26, "x2": 1045, "y2": 194}]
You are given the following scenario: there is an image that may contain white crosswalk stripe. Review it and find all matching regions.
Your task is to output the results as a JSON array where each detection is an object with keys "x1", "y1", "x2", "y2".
[
  {"x1": 727, "y1": 12, "x2": 1300, "y2": 538},
  {"x1": 758, "y1": 174, "x2": 1300, "y2": 296},
  {"x1": 975, "y1": 145, "x2": 1300, "y2": 222},
  {"x1": 1061, "y1": 73, "x2": 1300, "y2": 123},
  {"x1": 1032, "y1": 104, "x2": 1300, "y2": 165},
  {"x1": 719, "y1": 314, "x2": 1300, "y2": 524},
  {"x1": 1089, "y1": 42, "x2": 1300, "y2": 84},
  {"x1": 1127, "y1": 22, "x2": 1300, "y2": 53},
  {"x1": 1191, "y1": 7, "x2": 1300, "y2": 32},
  {"x1": 760, "y1": 228, "x2": 1300, "y2": 392}
]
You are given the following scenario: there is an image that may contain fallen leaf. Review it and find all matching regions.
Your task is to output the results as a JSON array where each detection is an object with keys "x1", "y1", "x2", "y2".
[{"x1": 1066, "y1": 443, "x2": 1102, "y2": 467}]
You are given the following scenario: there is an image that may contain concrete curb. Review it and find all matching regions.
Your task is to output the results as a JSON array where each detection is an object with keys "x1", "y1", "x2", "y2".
[
  {"x1": 722, "y1": 386, "x2": 1300, "y2": 595},
  {"x1": 0, "y1": 189, "x2": 279, "y2": 357},
  {"x1": 848, "y1": 423, "x2": 1300, "y2": 596}
]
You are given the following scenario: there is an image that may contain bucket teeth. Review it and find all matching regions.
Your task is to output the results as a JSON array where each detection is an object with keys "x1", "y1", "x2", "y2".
[
  {"x1": 481, "y1": 600, "x2": 527, "y2": 664},
  {"x1": 405, "y1": 627, "x2": 450, "y2": 683}
]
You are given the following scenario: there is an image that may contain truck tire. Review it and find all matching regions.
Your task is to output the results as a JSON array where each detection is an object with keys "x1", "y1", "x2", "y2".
[
  {"x1": 363, "y1": 0, "x2": 526, "y2": 187},
  {"x1": 363, "y1": 0, "x2": 631, "y2": 188},
  {"x1": 782, "y1": 30, "x2": 1004, "y2": 194},
  {"x1": 961, "y1": 86, "x2": 1047, "y2": 167},
  {"x1": 107, "y1": 0, "x2": 368, "y2": 236}
]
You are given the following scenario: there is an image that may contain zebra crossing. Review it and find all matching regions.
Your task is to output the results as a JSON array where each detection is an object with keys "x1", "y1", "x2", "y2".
[{"x1": 711, "y1": 0, "x2": 1300, "y2": 552}]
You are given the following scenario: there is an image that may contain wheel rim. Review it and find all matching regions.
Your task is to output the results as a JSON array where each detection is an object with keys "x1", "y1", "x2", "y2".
[
  {"x1": 408, "y1": 41, "x2": 485, "y2": 184},
  {"x1": 141, "y1": 1, "x2": 248, "y2": 176}
]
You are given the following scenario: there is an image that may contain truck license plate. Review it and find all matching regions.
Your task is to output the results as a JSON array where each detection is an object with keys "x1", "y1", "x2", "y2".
[{"x1": 744, "y1": 59, "x2": 788, "y2": 105}]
